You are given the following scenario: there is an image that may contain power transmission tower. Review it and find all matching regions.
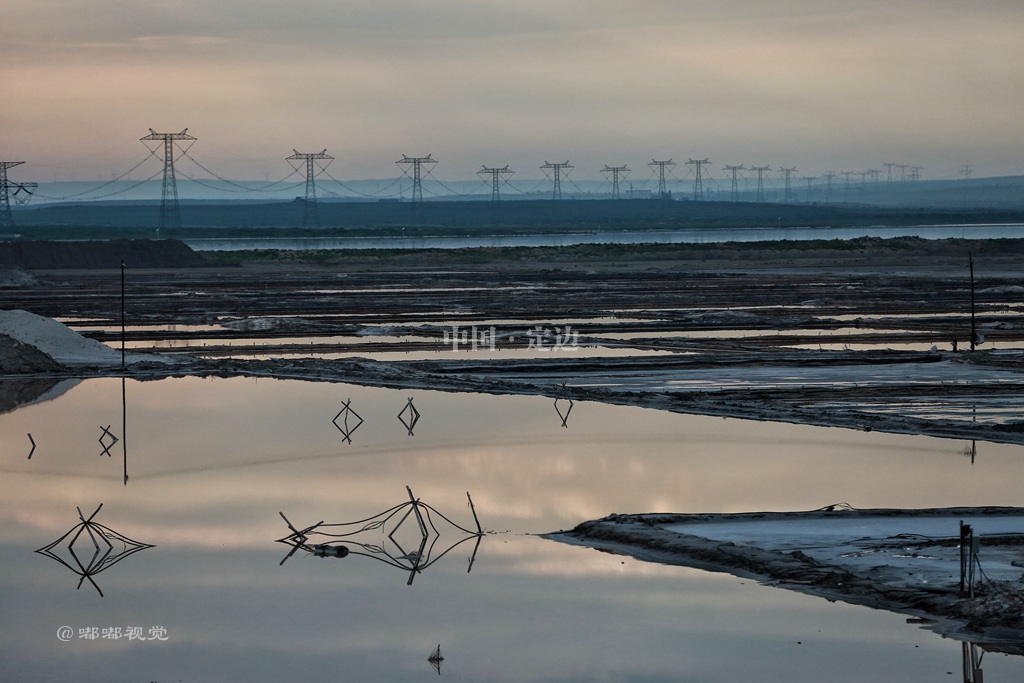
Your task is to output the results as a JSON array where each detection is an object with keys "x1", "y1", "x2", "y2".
[
  {"x1": 822, "y1": 171, "x2": 836, "y2": 203},
  {"x1": 286, "y1": 149, "x2": 334, "y2": 227},
  {"x1": 0, "y1": 162, "x2": 37, "y2": 230},
  {"x1": 648, "y1": 159, "x2": 676, "y2": 199},
  {"x1": 959, "y1": 165, "x2": 974, "y2": 180},
  {"x1": 686, "y1": 158, "x2": 711, "y2": 201},
  {"x1": 396, "y1": 154, "x2": 437, "y2": 204},
  {"x1": 140, "y1": 128, "x2": 196, "y2": 230},
  {"x1": 779, "y1": 167, "x2": 797, "y2": 201},
  {"x1": 600, "y1": 165, "x2": 630, "y2": 200},
  {"x1": 750, "y1": 165, "x2": 770, "y2": 203},
  {"x1": 896, "y1": 164, "x2": 909, "y2": 182},
  {"x1": 540, "y1": 161, "x2": 573, "y2": 200},
  {"x1": 909, "y1": 165, "x2": 923, "y2": 181},
  {"x1": 801, "y1": 176, "x2": 816, "y2": 203},
  {"x1": 840, "y1": 170, "x2": 855, "y2": 198},
  {"x1": 478, "y1": 165, "x2": 514, "y2": 201},
  {"x1": 883, "y1": 162, "x2": 896, "y2": 188},
  {"x1": 723, "y1": 165, "x2": 744, "y2": 201}
]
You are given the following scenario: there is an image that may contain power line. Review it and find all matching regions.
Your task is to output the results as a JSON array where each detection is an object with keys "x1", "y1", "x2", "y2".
[
  {"x1": 600, "y1": 165, "x2": 630, "y2": 200},
  {"x1": 0, "y1": 162, "x2": 37, "y2": 230},
  {"x1": 478, "y1": 165, "x2": 514, "y2": 201},
  {"x1": 539, "y1": 161, "x2": 573, "y2": 200},
  {"x1": 648, "y1": 159, "x2": 675, "y2": 199},
  {"x1": 140, "y1": 128, "x2": 196, "y2": 230},
  {"x1": 722, "y1": 165, "x2": 744, "y2": 201},
  {"x1": 396, "y1": 155, "x2": 436, "y2": 204},
  {"x1": 686, "y1": 158, "x2": 711, "y2": 201},
  {"x1": 778, "y1": 167, "x2": 798, "y2": 202},
  {"x1": 286, "y1": 149, "x2": 334, "y2": 227},
  {"x1": 750, "y1": 165, "x2": 771, "y2": 203}
]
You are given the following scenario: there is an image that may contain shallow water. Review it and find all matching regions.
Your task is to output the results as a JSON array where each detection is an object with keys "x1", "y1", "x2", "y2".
[
  {"x1": 2, "y1": 376, "x2": 1023, "y2": 681},
  {"x1": 183, "y1": 223, "x2": 1024, "y2": 251}
]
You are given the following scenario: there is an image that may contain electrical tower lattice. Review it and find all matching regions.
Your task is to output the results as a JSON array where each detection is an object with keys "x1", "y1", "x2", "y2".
[
  {"x1": 540, "y1": 161, "x2": 573, "y2": 200},
  {"x1": 0, "y1": 162, "x2": 38, "y2": 230},
  {"x1": 286, "y1": 149, "x2": 333, "y2": 227},
  {"x1": 478, "y1": 165, "x2": 514, "y2": 202},
  {"x1": 396, "y1": 155, "x2": 437, "y2": 204},
  {"x1": 686, "y1": 158, "x2": 711, "y2": 201},
  {"x1": 750, "y1": 166, "x2": 771, "y2": 203},
  {"x1": 723, "y1": 165, "x2": 744, "y2": 202},
  {"x1": 601, "y1": 165, "x2": 630, "y2": 200},
  {"x1": 779, "y1": 167, "x2": 798, "y2": 202},
  {"x1": 648, "y1": 159, "x2": 675, "y2": 199},
  {"x1": 140, "y1": 128, "x2": 196, "y2": 230}
]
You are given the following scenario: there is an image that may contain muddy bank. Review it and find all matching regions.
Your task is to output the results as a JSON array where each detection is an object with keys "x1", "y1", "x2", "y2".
[
  {"x1": 0, "y1": 239, "x2": 213, "y2": 269},
  {"x1": 546, "y1": 507, "x2": 1024, "y2": 653}
]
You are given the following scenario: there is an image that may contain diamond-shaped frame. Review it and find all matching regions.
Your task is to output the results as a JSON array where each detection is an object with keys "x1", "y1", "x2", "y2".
[{"x1": 332, "y1": 399, "x2": 364, "y2": 444}]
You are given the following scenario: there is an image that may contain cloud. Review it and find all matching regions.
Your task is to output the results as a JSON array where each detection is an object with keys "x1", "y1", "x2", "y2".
[{"x1": 2, "y1": 1, "x2": 1022, "y2": 179}]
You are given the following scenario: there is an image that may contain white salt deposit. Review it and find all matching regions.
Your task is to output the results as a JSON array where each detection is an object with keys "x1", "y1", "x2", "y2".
[{"x1": 0, "y1": 309, "x2": 169, "y2": 367}]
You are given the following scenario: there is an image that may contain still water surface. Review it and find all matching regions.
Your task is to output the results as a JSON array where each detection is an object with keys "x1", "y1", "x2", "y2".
[
  {"x1": 2, "y1": 376, "x2": 1023, "y2": 681},
  {"x1": 184, "y1": 224, "x2": 1023, "y2": 251}
]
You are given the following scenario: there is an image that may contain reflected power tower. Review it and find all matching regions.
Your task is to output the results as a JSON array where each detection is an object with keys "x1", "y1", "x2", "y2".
[
  {"x1": 540, "y1": 161, "x2": 573, "y2": 200},
  {"x1": 478, "y1": 165, "x2": 514, "y2": 201},
  {"x1": 686, "y1": 158, "x2": 711, "y2": 201},
  {"x1": 601, "y1": 165, "x2": 630, "y2": 200},
  {"x1": 140, "y1": 128, "x2": 196, "y2": 230},
  {"x1": 286, "y1": 149, "x2": 333, "y2": 227},
  {"x1": 648, "y1": 159, "x2": 675, "y2": 199},
  {"x1": 0, "y1": 161, "x2": 37, "y2": 230},
  {"x1": 750, "y1": 165, "x2": 771, "y2": 203},
  {"x1": 723, "y1": 165, "x2": 744, "y2": 202},
  {"x1": 396, "y1": 155, "x2": 437, "y2": 204}
]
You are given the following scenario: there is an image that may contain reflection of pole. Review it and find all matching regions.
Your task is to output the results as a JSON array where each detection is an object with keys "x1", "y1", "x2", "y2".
[
  {"x1": 122, "y1": 375, "x2": 128, "y2": 486},
  {"x1": 120, "y1": 260, "x2": 126, "y2": 368},
  {"x1": 962, "y1": 641, "x2": 983, "y2": 682},
  {"x1": 969, "y1": 254, "x2": 977, "y2": 350}
]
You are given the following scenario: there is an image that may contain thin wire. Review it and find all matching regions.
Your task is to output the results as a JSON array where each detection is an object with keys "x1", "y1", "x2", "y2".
[
  {"x1": 32, "y1": 155, "x2": 155, "y2": 200},
  {"x1": 180, "y1": 149, "x2": 302, "y2": 192},
  {"x1": 422, "y1": 167, "x2": 488, "y2": 198}
]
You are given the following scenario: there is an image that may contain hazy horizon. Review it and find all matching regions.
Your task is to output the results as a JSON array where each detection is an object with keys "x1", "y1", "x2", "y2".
[{"x1": 4, "y1": 1, "x2": 1023, "y2": 185}]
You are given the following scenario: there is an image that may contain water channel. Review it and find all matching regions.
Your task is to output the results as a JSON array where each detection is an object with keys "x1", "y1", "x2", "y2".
[
  {"x1": 2, "y1": 376, "x2": 1023, "y2": 681},
  {"x1": 183, "y1": 223, "x2": 1024, "y2": 251}
]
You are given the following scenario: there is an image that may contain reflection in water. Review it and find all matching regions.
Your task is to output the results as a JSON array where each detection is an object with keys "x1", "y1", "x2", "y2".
[
  {"x1": 278, "y1": 486, "x2": 485, "y2": 586},
  {"x1": 34, "y1": 503, "x2": 155, "y2": 597},
  {"x1": 397, "y1": 396, "x2": 421, "y2": 436},
  {"x1": 964, "y1": 641, "x2": 984, "y2": 682},
  {"x1": 98, "y1": 424, "x2": 118, "y2": 457},
  {"x1": 5, "y1": 376, "x2": 1024, "y2": 680},
  {"x1": 554, "y1": 396, "x2": 573, "y2": 428},
  {"x1": 428, "y1": 644, "x2": 444, "y2": 675},
  {"x1": 332, "y1": 398, "x2": 364, "y2": 444}
]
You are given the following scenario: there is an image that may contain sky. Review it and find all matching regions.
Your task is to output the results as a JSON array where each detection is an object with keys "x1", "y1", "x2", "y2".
[{"x1": 3, "y1": 0, "x2": 1023, "y2": 184}]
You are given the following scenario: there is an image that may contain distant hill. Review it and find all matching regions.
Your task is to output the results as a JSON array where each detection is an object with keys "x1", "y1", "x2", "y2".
[{"x1": 5, "y1": 194, "x2": 1024, "y2": 240}]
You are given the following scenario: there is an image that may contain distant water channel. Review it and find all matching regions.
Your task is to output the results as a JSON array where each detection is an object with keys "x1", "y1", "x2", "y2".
[
  {"x1": 185, "y1": 223, "x2": 1023, "y2": 251},
  {"x1": 3, "y1": 376, "x2": 1024, "y2": 681}
]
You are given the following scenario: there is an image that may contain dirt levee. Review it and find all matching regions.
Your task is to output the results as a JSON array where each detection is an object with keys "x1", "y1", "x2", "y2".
[{"x1": 0, "y1": 239, "x2": 211, "y2": 269}]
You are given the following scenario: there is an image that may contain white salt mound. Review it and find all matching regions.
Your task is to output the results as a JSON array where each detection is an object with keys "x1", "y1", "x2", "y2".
[{"x1": 0, "y1": 309, "x2": 143, "y2": 367}]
